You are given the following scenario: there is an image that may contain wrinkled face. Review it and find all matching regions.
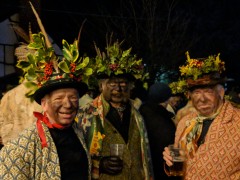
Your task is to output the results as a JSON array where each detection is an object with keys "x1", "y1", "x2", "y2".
[
  {"x1": 101, "y1": 77, "x2": 132, "y2": 105},
  {"x1": 189, "y1": 85, "x2": 224, "y2": 116},
  {"x1": 41, "y1": 88, "x2": 79, "y2": 126}
]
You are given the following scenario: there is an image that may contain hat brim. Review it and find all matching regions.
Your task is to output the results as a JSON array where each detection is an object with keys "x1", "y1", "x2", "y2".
[
  {"x1": 96, "y1": 73, "x2": 136, "y2": 82},
  {"x1": 187, "y1": 73, "x2": 226, "y2": 90},
  {"x1": 34, "y1": 78, "x2": 88, "y2": 104}
]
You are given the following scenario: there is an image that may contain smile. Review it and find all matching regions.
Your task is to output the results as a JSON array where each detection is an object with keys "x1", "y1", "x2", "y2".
[{"x1": 59, "y1": 111, "x2": 73, "y2": 114}]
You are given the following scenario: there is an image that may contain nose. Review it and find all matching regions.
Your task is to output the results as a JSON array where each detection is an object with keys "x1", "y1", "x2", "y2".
[
  {"x1": 63, "y1": 97, "x2": 72, "y2": 108},
  {"x1": 114, "y1": 84, "x2": 121, "y2": 91},
  {"x1": 198, "y1": 92, "x2": 207, "y2": 101}
]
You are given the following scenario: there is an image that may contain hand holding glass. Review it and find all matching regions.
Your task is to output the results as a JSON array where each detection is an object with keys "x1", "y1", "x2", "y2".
[{"x1": 168, "y1": 144, "x2": 186, "y2": 176}]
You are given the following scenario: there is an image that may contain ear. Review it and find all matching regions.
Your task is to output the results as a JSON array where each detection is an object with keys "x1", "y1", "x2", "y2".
[
  {"x1": 98, "y1": 79, "x2": 106, "y2": 92},
  {"x1": 41, "y1": 98, "x2": 48, "y2": 111},
  {"x1": 187, "y1": 90, "x2": 192, "y2": 100},
  {"x1": 98, "y1": 83, "x2": 103, "y2": 92},
  {"x1": 219, "y1": 86, "x2": 225, "y2": 100},
  {"x1": 216, "y1": 85, "x2": 225, "y2": 100}
]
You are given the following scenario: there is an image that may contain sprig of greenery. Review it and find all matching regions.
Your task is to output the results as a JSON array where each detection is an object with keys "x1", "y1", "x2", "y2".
[
  {"x1": 93, "y1": 41, "x2": 149, "y2": 81},
  {"x1": 16, "y1": 32, "x2": 93, "y2": 99},
  {"x1": 179, "y1": 51, "x2": 225, "y2": 80},
  {"x1": 169, "y1": 79, "x2": 188, "y2": 95}
]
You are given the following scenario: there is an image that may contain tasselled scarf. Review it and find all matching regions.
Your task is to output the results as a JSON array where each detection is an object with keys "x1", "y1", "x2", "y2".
[{"x1": 179, "y1": 104, "x2": 223, "y2": 158}]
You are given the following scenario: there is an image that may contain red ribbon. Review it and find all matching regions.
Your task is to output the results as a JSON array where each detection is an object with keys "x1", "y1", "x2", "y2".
[
  {"x1": 34, "y1": 112, "x2": 48, "y2": 148},
  {"x1": 33, "y1": 112, "x2": 71, "y2": 148}
]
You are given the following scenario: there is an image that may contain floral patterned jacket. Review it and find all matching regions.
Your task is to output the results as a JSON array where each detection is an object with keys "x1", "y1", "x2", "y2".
[{"x1": 77, "y1": 94, "x2": 154, "y2": 180}]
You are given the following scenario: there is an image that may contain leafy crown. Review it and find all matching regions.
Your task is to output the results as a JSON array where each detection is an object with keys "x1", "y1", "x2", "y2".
[
  {"x1": 179, "y1": 51, "x2": 225, "y2": 80},
  {"x1": 91, "y1": 40, "x2": 149, "y2": 81},
  {"x1": 169, "y1": 79, "x2": 188, "y2": 95},
  {"x1": 16, "y1": 32, "x2": 93, "y2": 98}
]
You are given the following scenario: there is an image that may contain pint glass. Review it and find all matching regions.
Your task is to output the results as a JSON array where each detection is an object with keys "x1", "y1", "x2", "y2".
[
  {"x1": 110, "y1": 144, "x2": 124, "y2": 159},
  {"x1": 168, "y1": 144, "x2": 186, "y2": 176}
]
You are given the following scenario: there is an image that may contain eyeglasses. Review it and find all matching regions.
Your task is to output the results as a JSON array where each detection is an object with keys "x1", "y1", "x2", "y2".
[{"x1": 106, "y1": 80, "x2": 128, "y2": 89}]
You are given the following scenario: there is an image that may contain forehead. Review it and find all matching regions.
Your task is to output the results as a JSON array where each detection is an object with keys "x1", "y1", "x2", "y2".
[
  {"x1": 49, "y1": 88, "x2": 78, "y2": 96},
  {"x1": 190, "y1": 85, "x2": 216, "y2": 92},
  {"x1": 107, "y1": 77, "x2": 128, "y2": 83}
]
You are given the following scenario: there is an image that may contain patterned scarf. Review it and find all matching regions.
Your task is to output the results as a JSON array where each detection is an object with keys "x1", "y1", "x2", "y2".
[{"x1": 179, "y1": 105, "x2": 222, "y2": 158}]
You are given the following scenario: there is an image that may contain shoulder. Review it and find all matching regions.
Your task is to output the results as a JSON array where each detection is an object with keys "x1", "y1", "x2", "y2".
[
  {"x1": 0, "y1": 123, "x2": 40, "y2": 157},
  {"x1": 4, "y1": 124, "x2": 39, "y2": 146},
  {"x1": 228, "y1": 102, "x2": 240, "y2": 125},
  {"x1": 220, "y1": 100, "x2": 240, "y2": 123}
]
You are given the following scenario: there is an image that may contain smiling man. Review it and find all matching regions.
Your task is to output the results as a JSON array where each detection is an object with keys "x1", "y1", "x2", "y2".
[
  {"x1": 0, "y1": 76, "x2": 91, "y2": 180},
  {"x1": 41, "y1": 88, "x2": 80, "y2": 127},
  {"x1": 0, "y1": 22, "x2": 92, "y2": 179},
  {"x1": 78, "y1": 41, "x2": 153, "y2": 180}
]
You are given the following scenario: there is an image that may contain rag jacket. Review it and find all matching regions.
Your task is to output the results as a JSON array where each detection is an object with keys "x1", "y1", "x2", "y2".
[
  {"x1": 175, "y1": 101, "x2": 240, "y2": 180},
  {"x1": 0, "y1": 121, "x2": 91, "y2": 180}
]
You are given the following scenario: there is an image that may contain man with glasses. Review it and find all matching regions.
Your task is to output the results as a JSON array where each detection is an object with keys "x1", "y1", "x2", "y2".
[{"x1": 77, "y1": 42, "x2": 153, "y2": 180}]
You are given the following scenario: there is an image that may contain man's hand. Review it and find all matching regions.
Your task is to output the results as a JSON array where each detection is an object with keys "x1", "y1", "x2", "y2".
[
  {"x1": 163, "y1": 146, "x2": 174, "y2": 166},
  {"x1": 99, "y1": 156, "x2": 123, "y2": 175}
]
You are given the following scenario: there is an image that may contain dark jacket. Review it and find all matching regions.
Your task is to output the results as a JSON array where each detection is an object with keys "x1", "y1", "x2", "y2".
[{"x1": 140, "y1": 102, "x2": 181, "y2": 180}]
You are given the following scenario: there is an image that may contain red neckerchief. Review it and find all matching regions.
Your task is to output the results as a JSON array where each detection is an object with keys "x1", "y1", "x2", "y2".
[{"x1": 34, "y1": 111, "x2": 71, "y2": 148}]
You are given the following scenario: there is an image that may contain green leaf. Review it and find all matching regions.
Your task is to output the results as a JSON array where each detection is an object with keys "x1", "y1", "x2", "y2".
[
  {"x1": 134, "y1": 74, "x2": 142, "y2": 79},
  {"x1": 62, "y1": 48, "x2": 73, "y2": 61},
  {"x1": 28, "y1": 40, "x2": 43, "y2": 49},
  {"x1": 143, "y1": 72, "x2": 149, "y2": 79},
  {"x1": 62, "y1": 39, "x2": 79, "y2": 62},
  {"x1": 27, "y1": 54, "x2": 37, "y2": 65},
  {"x1": 73, "y1": 40, "x2": 78, "y2": 48},
  {"x1": 58, "y1": 61, "x2": 70, "y2": 73},
  {"x1": 84, "y1": 68, "x2": 93, "y2": 76},
  {"x1": 76, "y1": 57, "x2": 89, "y2": 70},
  {"x1": 16, "y1": 60, "x2": 31, "y2": 69},
  {"x1": 62, "y1": 39, "x2": 70, "y2": 50},
  {"x1": 122, "y1": 48, "x2": 131, "y2": 58},
  {"x1": 135, "y1": 59, "x2": 143, "y2": 65},
  {"x1": 24, "y1": 81, "x2": 38, "y2": 89},
  {"x1": 26, "y1": 68, "x2": 37, "y2": 80},
  {"x1": 29, "y1": 33, "x2": 46, "y2": 50},
  {"x1": 116, "y1": 69, "x2": 123, "y2": 74},
  {"x1": 97, "y1": 65, "x2": 106, "y2": 73},
  {"x1": 83, "y1": 57, "x2": 90, "y2": 65},
  {"x1": 71, "y1": 49, "x2": 79, "y2": 62},
  {"x1": 25, "y1": 90, "x2": 35, "y2": 97},
  {"x1": 76, "y1": 63, "x2": 84, "y2": 70}
]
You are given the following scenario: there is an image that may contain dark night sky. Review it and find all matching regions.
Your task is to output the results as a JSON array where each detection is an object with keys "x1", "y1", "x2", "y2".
[{"x1": 39, "y1": 0, "x2": 240, "y2": 83}]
